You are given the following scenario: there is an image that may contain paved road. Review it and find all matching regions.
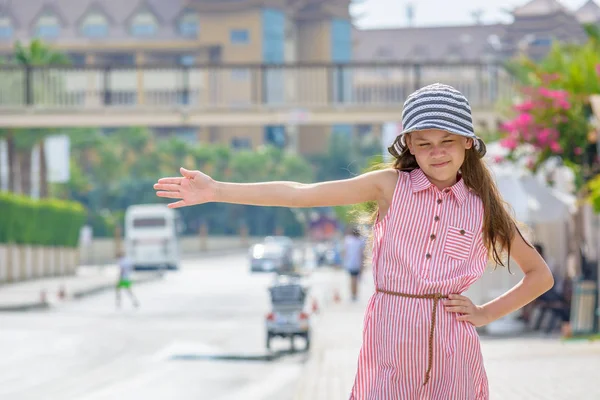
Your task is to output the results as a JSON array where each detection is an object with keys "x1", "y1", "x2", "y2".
[
  {"x1": 6, "y1": 251, "x2": 596, "y2": 400},
  {"x1": 0, "y1": 253, "x2": 339, "y2": 400}
]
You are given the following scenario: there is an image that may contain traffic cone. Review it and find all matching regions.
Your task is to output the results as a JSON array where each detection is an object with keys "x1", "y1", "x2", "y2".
[
  {"x1": 333, "y1": 289, "x2": 341, "y2": 303},
  {"x1": 58, "y1": 285, "x2": 66, "y2": 300}
]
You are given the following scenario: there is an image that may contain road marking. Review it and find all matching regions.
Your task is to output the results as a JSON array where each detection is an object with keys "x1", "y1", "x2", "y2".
[
  {"x1": 215, "y1": 364, "x2": 302, "y2": 400},
  {"x1": 150, "y1": 341, "x2": 224, "y2": 363}
]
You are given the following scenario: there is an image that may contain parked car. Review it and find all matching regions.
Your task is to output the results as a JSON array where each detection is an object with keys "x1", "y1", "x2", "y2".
[
  {"x1": 264, "y1": 235, "x2": 293, "y2": 248},
  {"x1": 249, "y1": 240, "x2": 294, "y2": 273}
]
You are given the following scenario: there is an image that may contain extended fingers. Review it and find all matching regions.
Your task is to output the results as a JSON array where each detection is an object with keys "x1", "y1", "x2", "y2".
[
  {"x1": 154, "y1": 183, "x2": 181, "y2": 192},
  {"x1": 156, "y1": 191, "x2": 183, "y2": 199},
  {"x1": 157, "y1": 177, "x2": 184, "y2": 185}
]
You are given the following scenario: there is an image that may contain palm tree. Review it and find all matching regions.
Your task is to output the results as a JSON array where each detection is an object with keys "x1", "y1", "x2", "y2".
[
  {"x1": 5, "y1": 39, "x2": 70, "y2": 197},
  {"x1": 13, "y1": 39, "x2": 70, "y2": 66}
]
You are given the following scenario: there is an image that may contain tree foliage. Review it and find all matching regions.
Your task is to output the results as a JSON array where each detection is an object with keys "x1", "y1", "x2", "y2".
[{"x1": 500, "y1": 33, "x2": 600, "y2": 190}]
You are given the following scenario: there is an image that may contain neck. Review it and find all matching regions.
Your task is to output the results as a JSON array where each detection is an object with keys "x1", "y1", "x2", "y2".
[{"x1": 425, "y1": 173, "x2": 459, "y2": 191}]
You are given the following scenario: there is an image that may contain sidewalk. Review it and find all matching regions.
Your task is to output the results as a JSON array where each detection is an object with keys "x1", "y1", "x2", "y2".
[
  {"x1": 0, "y1": 265, "x2": 163, "y2": 312},
  {"x1": 294, "y1": 274, "x2": 600, "y2": 400},
  {"x1": 294, "y1": 272, "x2": 371, "y2": 400}
]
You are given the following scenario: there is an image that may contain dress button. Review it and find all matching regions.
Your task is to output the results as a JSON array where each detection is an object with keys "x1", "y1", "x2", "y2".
[
  {"x1": 434, "y1": 216, "x2": 440, "y2": 222},
  {"x1": 430, "y1": 234, "x2": 436, "y2": 240},
  {"x1": 425, "y1": 253, "x2": 431, "y2": 259},
  {"x1": 436, "y1": 199, "x2": 442, "y2": 204},
  {"x1": 444, "y1": 188, "x2": 450, "y2": 193},
  {"x1": 460, "y1": 229, "x2": 466, "y2": 235}
]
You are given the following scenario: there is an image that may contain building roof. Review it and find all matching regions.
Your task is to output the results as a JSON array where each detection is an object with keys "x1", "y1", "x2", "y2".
[
  {"x1": 575, "y1": 0, "x2": 600, "y2": 23},
  {"x1": 0, "y1": 0, "x2": 194, "y2": 43},
  {"x1": 512, "y1": 0, "x2": 569, "y2": 16},
  {"x1": 353, "y1": 24, "x2": 507, "y2": 62}
]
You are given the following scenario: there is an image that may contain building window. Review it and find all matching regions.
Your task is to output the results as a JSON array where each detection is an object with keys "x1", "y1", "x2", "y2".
[
  {"x1": 131, "y1": 10, "x2": 157, "y2": 37},
  {"x1": 231, "y1": 137, "x2": 251, "y2": 149},
  {"x1": 180, "y1": 55, "x2": 195, "y2": 66},
  {"x1": 103, "y1": 53, "x2": 135, "y2": 66},
  {"x1": 178, "y1": 12, "x2": 198, "y2": 37},
  {"x1": 262, "y1": 9, "x2": 285, "y2": 63},
  {"x1": 35, "y1": 13, "x2": 61, "y2": 38},
  {"x1": 265, "y1": 126, "x2": 286, "y2": 148},
  {"x1": 531, "y1": 36, "x2": 552, "y2": 46},
  {"x1": 0, "y1": 16, "x2": 13, "y2": 39},
  {"x1": 230, "y1": 29, "x2": 249, "y2": 44},
  {"x1": 331, "y1": 19, "x2": 352, "y2": 63},
  {"x1": 68, "y1": 53, "x2": 86, "y2": 66},
  {"x1": 81, "y1": 12, "x2": 109, "y2": 38}
]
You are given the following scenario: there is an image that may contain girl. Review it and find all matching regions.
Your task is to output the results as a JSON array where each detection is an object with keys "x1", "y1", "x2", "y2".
[{"x1": 153, "y1": 83, "x2": 554, "y2": 399}]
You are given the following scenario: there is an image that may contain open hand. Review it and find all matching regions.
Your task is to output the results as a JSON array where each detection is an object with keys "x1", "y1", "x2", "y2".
[
  {"x1": 444, "y1": 294, "x2": 490, "y2": 327},
  {"x1": 153, "y1": 167, "x2": 216, "y2": 209}
]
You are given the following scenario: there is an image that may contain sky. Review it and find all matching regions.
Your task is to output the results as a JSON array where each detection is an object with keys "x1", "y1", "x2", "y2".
[{"x1": 351, "y1": 0, "x2": 590, "y2": 28}]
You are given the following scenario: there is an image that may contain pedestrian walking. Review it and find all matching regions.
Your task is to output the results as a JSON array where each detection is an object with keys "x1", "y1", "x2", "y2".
[
  {"x1": 153, "y1": 83, "x2": 554, "y2": 399},
  {"x1": 343, "y1": 226, "x2": 366, "y2": 302},
  {"x1": 116, "y1": 250, "x2": 139, "y2": 309}
]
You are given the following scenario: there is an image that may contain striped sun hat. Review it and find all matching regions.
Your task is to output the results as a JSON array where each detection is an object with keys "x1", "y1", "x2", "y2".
[{"x1": 388, "y1": 83, "x2": 486, "y2": 158}]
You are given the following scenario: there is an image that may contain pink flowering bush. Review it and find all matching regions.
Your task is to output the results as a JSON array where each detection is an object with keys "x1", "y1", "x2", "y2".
[
  {"x1": 500, "y1": 36, "x2": 600, "y2": 197},
  {"x1": 500, "y1": 85, "x2": 589, "y2": 172}
]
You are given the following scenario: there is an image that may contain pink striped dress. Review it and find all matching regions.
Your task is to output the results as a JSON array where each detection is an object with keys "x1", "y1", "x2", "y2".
[{"x1": 350, "y1": 168, "x2": 489, "y2": 400}]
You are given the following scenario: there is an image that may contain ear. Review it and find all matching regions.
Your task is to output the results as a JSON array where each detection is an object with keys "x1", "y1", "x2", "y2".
[
  {"x1": 405, "y1": 134, "x2": 415, "y2": 155},
  {"x1": 464, "y1": 137, "x2": 474, "y2": 150}
]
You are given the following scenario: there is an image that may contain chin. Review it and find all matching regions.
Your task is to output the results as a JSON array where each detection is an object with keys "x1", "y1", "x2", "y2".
[{"x1": 425, "y1": 169, "x2": 454, "y2": 182}]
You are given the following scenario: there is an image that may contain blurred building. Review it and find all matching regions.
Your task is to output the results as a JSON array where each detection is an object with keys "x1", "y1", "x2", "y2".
[
  {"x1": 0, "y1": 0, "x2": 352, "y2": 154},
  {"x1": 575, "y1": 0, "x2": 600, "y2": 24},
  {"x1": 502, "y1": 0, "x2": 590, "y2": 60},
  {"x1": 351, "y1": 0, "x2": 596, "y2": 134},
  {"x1": 354, "y1": 0, "x2": 594, "y2": 65},
  {"x1": 0, "y1": 0, "x2": 595, "y2": 154}
]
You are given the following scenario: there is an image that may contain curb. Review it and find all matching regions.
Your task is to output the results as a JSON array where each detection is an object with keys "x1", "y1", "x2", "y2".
[
  {"x1": 71, "y1": 272, "x2": 164, "y2": 300},
  {"x1": 0, "y1": 272, "x2": 163, "y2": 312},
  {"x1": 0, "y1": 302, "x2": 51, "y2": 312}
]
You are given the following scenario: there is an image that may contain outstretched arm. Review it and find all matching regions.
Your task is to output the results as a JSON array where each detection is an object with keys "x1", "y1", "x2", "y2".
[{"x1": 154, "y1": 167, "x2": 393, "y2": 209}]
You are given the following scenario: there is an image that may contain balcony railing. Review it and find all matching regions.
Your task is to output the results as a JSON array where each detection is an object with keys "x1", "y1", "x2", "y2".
[{"x1": 0, "y1": 62, "x2": 516, "y2": 111}]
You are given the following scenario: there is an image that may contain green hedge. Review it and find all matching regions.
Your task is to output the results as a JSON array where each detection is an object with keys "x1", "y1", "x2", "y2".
[
  {"x1": 0, "y1": 191, "x2": 86, "y2": 247},
  {"x1": 88, "y1": 211, "x2": 116, "y2": 238}
]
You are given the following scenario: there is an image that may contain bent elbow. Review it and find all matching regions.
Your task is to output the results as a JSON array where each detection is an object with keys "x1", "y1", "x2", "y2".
[{"x1": 543, "y1": 270, "x2": 555, "y2": 293}]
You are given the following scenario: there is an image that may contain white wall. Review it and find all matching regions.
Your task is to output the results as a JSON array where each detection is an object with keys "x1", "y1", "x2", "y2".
[{"x1": 78, "y1": 235, "x2": 266, "y2": 265}]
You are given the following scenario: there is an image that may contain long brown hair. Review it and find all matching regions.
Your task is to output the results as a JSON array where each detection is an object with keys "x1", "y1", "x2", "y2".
[{"x1": 360, "y1": 145, "x2": 525, "y2": 268}]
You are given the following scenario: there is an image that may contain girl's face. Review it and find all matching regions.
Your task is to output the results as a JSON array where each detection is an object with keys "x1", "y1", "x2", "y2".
[{"x1": 406, "y1": 129, "x2": 473, "y2": 189}]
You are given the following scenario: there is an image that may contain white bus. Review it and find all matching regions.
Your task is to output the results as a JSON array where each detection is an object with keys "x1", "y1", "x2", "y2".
[{"x1": 124, "y1": 204, "x2": 182, "y2": 270}]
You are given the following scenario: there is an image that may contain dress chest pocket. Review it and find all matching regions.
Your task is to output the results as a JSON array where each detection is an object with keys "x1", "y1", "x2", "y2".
[{"x1": 443, "y1": 225, "x2": 474, "y2": 260}]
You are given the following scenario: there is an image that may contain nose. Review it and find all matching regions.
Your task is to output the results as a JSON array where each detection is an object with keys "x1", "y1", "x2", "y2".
[{"x1": 430, "y1": 145, "x2": 447, "y2": 157}]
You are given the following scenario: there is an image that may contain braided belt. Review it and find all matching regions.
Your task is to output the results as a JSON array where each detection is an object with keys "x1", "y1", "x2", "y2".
[{"x1": 376, "y1": 288, "x2": 448, "y2": 386}]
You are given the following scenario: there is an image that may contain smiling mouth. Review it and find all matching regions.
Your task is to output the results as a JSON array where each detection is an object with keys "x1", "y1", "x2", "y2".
[{"x1": 431, "y1": 161, "x2": 450, "y2": 168}]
